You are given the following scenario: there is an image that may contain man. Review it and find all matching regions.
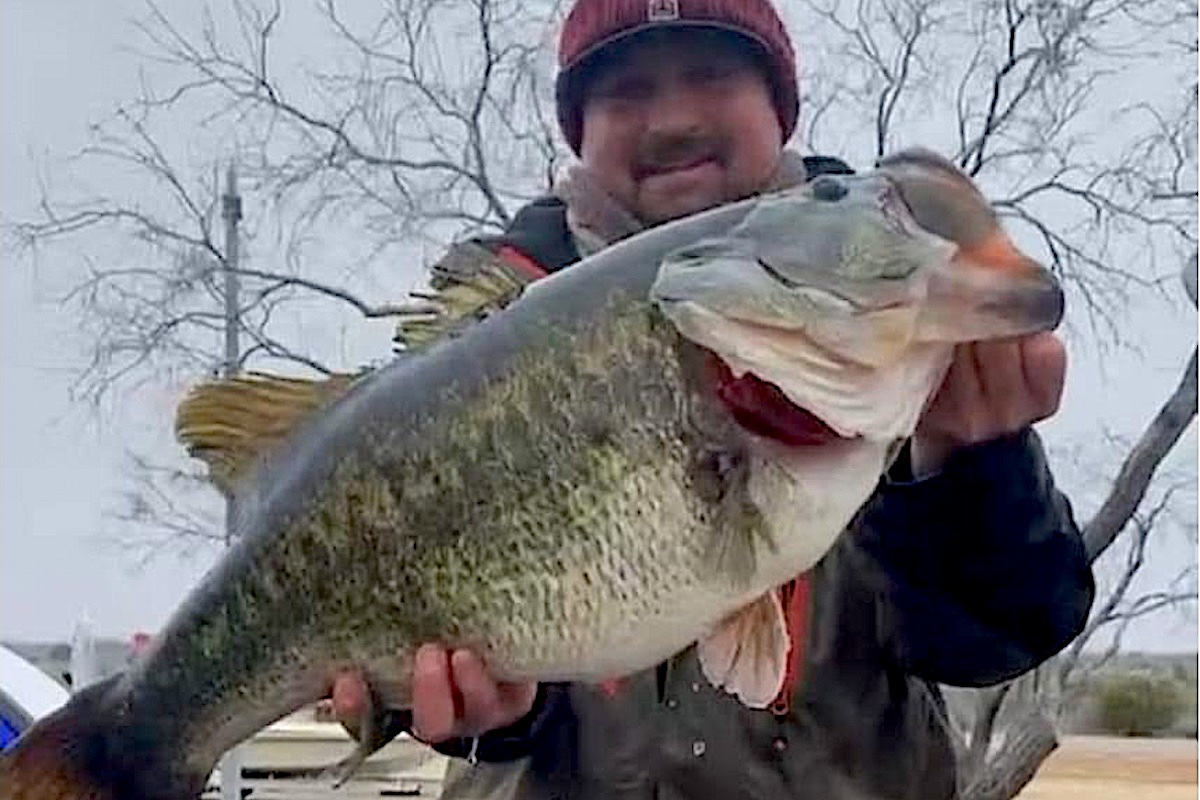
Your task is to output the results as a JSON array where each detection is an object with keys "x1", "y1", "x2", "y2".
[{"x1": 333, "y1": 1, "x2": 1095, "y2": 797}]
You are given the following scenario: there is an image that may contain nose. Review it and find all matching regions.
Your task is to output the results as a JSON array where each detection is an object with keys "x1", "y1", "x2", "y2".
[{"x1": 643, "y1": 81, "x2": 706, "y2": 136}]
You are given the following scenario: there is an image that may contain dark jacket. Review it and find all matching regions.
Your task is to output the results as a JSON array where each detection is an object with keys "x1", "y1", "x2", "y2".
[{"x1": 425, "y1": 157, "x2": 1095, "y2": 800}]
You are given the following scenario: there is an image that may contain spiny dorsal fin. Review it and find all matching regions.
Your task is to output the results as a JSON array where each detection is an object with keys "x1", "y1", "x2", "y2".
[
  {"x1": 174, "y1": 371, "x2": 360, "y2": 496},
  {"x1": 178, "y1": 243, "x2": 539, "y2": 493},
  {"x1": 392, "y1": 241, "x2": 540, "y2": 351}
]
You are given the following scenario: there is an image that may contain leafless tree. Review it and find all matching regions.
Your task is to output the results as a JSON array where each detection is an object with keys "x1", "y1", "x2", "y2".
[
  {"x1": 4, "y1": 0, "x2": 1196, "y2": 794},
  {"x1": 11, "y1": 0, "x2": 565, "y2": 404},
  {"x1": 950, "y1": 350, "x2": 1196, "y2": 799},
  {"x1": 795, "y1": 0, "x2": 1196, "y2": 338},
  {"x1": 7, "y1": 0, "x2": 567, "y2": 555},
  {"x1": 789, "y1": 1, "x2": 1196, "y2": 796}
]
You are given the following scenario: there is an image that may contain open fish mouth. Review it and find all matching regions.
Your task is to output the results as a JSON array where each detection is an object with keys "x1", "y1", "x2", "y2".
[
  {"x1": 661, "y1": 294, "x2": 950, "y2": 444},
  {"x1": 709, "y1": 353, "x2": 851, "y2": 446}
]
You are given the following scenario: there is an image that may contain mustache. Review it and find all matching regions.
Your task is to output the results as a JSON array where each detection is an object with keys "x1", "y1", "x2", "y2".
[{"x1": 635, "y1": 132, "x2": 725, "y2": 177}]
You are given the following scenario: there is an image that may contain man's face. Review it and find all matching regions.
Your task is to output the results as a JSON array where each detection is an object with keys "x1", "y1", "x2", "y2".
[{"x1": 577, "y1": 28, "x2": 784, "y2": 225}]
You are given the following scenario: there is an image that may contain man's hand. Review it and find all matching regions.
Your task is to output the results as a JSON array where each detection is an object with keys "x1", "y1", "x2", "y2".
[
  {"x1": 912, "y1": 332, "x2": 1066, "y2": 475},
  {"x1": 332, "y1": 644, "x2": 538, "y2": 745}
]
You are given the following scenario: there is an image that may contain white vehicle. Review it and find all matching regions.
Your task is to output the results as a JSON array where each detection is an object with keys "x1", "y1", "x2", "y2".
[{"x1": 0, "y1": 643, "x2": 70, "y2": 751}]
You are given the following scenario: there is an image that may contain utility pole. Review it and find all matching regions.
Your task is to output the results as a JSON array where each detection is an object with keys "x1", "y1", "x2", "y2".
[
  {"x1": 217, "y1": 162, "x2": 245, "y2": 800},
  {"x1": 222, "y1": 163, "x2": 242, "y2": 541}
]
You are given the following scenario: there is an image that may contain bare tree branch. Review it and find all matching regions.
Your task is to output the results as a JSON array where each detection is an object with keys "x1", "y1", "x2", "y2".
[
  {"x1": 1057, "y1": 481, "x2": 1193, "y2": 689},
  {"x1": 961, "y1": 707, "x2": 1058, "y2": 800},
  {"x1": 1083, "y1": 349, "x2": 1198, "y2": 562},
  {"x1": 224, "y1": 266, "x2": 438, "y2": 318}
]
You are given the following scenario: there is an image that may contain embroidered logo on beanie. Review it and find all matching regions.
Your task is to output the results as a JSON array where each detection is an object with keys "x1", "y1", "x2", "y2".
[{"x1": 648, "y1": 0, "x2": 680, "y2": 21}]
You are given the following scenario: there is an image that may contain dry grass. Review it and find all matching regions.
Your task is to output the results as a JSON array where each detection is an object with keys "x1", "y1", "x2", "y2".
[{"x1": 1018, "y1": 736, "x2": 1197, "y2": 800}]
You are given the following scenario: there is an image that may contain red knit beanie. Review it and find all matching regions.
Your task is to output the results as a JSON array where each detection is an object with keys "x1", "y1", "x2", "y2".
[{"x1": 555, "y1": 0, "x2": 799, "y2": 155}]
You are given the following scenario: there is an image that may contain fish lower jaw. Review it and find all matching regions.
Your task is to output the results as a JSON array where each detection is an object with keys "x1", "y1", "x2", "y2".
[
  {"x1": 706, "y1": 352, "x2": 861, "y2": 445},
  {"x1": 715, "y1": 343, "x2": 953, "y2": 444},
  {"x1": 662, "y1": 301, "x2": 860, "y2": 443},
  {"x1": 664, "y1": 298, "x2": 946, "y2": 443}
]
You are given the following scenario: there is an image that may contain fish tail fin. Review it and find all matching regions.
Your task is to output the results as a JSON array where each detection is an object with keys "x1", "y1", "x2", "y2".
[{"x1": 0, "y1": 677, "x2": 201, "y2": 800}]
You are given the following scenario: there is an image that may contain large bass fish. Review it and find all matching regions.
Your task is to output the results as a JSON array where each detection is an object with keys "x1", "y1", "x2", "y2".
[{"x1": 0, "y1": 150, "x2": 1063, "y2": 800}]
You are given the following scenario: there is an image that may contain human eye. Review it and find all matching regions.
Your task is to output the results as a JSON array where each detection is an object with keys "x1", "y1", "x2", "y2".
[
  {"x1": 610, "y1": 75, "x2": 653, "y2": 102},
  {"x1": 591, "y1": 66, "x2": 653, "y2": 103}
]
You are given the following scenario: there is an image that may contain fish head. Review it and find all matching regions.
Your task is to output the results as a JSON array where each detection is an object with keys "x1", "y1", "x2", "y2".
[
  {"x1": 650, "y1": 148, "x2": 1064, "y2": 442},
  {"x1": 875, "y1": 147, "x2": 1065, "y2": 344}
]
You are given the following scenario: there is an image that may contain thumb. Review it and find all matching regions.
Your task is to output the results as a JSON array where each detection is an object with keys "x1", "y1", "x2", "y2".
[{"x1": 332, "y1": 670, "x2": 369, "y2": 728}]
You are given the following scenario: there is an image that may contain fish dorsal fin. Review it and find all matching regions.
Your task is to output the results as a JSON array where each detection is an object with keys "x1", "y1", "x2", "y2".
[
  {"x1": 697, "y1": 591, "x2": 789, "y2": 709},
  {"x1": 393, "y1": 241, "x2": 541, "y2": 351},
  {"x1": 174, "y1": 371, "x2": 359, "y2": 495},
  {"x1": 178, "y1": 243, "x2": 539, "y2": 493}
]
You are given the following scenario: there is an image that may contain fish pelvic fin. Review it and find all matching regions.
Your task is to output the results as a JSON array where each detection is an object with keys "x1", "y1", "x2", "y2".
[
  {"x1": 174, "y1": 371, "x2": 361, "y2": 496},
  {"x1": 392, "y1": 241, "x2": 542, "y2": 352},
  {"x1": 0, "y1": 676, "x2": 199, "y2": 800},
  {"x1": 698, "y1": 591, "x2": 790, "y2": 709}
]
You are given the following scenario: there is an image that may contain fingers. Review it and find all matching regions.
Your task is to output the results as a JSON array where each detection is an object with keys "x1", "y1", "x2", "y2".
[
  {"x1": 973, "y1": 339, "x2": 1028, "y2": 432},
  {"x1": 496, "y1": 676, "x2": 540, "y2": 719},
  {"x1": 1019, "y1": 331, "x2": 1067, "y2": 421},
  {"x1": 946, "y1": 342, "x2": 984, "y2": 427},
  {"x1": 919, "y1": 333, "x2": 1067, "y2": 450},
  {"x1": 412, "y1": 644, "x2": 459, "y2": 743},
  {"x1": 333, "y1": 646, "x2": 539, "y2": 746},
  {"x1": 332, "y1": 669, "x2": 369, "y2": 730},
  {"x1": 920, "y1": 343, "x2": 983, "y2": 441},
  {"x1": 411, "y1": 646, "x2": 539, "y2": 743},
  {"x1": 450, "y1": 649, "x2": 506, "y2": 736}
]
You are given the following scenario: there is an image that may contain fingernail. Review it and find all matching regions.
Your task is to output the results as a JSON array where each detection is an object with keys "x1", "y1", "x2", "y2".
[{"x1": 415, "y1": 644, "x2": 442, "y2": 667}]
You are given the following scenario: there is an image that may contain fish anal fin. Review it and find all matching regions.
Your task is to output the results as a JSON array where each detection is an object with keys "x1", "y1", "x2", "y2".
[
  {"x1": 326, "y1": 682, "x2": 412, "y2": 789},
  {"x1": 697, "y1": 591, "x2": 789, "y2": 709},
  {"x1": 174, "y1": 371, "x2": 358, "y2": 495}
]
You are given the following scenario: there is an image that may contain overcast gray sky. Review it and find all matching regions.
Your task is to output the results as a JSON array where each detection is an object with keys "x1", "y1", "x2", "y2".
[{"x1": 1, "y1": 0, "x2": 1196, "y2": 653}]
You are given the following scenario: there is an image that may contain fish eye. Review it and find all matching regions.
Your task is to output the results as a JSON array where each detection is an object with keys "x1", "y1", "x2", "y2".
[{"x1": 811, "y1": 176, "x2": 848, "y2": 202}]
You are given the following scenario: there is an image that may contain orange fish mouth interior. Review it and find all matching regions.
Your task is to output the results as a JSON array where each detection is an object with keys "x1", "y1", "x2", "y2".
[{"x1": 705, "y1": 352, "x2": 854, "y2": 446}]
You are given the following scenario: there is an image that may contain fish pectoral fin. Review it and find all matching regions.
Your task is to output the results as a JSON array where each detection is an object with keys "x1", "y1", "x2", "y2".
[
  {"x1": 697, "y1": 591, "x2": 789, "y2": 709},
  {"x1": 174, "y1": 371, "x2": 360, "y2": 495},
  {"x1": 697, "y1": 449, "x2": 775, "y2": 586},
  {"x1": 327, "y1": 696, "x2": 413, "y2": 789}
]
